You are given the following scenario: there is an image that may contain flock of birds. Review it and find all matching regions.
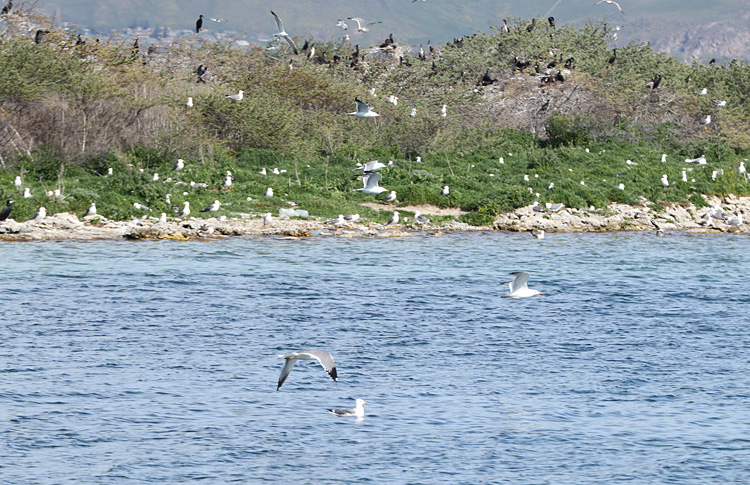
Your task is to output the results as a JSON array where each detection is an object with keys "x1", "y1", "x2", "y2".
[{"x1": 274, "y1": 270, "x2": 541, "y2": 417}]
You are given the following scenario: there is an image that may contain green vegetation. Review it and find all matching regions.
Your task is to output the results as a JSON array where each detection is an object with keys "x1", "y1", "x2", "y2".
[{"x1": 0, "y1": 10, "x2": 748, "y2": 225}]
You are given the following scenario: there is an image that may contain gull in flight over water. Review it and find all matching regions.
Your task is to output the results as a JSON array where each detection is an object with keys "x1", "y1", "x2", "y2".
[
  {"x1": 595, "y1": 0, "x2": 624, "y2": 14},
  {"x1": 328, "y1": 399, "x2": 368, "y2": 418},
  {"x1": 501, "y1": 271, "x2": 543, "y2": 299},
  {"x1": 347, "y1": 17, "x2": 382, "y2": 32},
  {"x1": 277, "y1": 349, "x2": 337, "y2": 390},
  {"x1": 348, "y1": 98, "x2": 379, "y2": 118},
  {"x1": 336, "y1": 19, "x2": 348, "y2": 30},
  {"x1": 271, "y1": 11, "x2": 298, "y2": 54}
]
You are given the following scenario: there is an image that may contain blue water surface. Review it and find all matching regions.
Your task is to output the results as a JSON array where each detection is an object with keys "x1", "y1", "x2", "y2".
[{"x1": 2, "y1": 232, "x2": 749, "y2": 484}]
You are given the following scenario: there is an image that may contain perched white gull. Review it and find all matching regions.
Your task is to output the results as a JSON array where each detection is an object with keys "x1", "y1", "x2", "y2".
[
  {"x1": 440, "y1": 104, "x2": 447, "y2": 118},
  {"x1": 158, "y1": 213, "x2": 167, "y2": 223},
  {"x1": 387, "y1": 211, "x2": 400, "y2": 225},
  {"x1": 271, "y1": 11, "x2": 299, "y2": 55},
  {"x1": 259, "y1": 167, "x2": 267, "y2": 175},
  {"x1": 85, "y1": 203, "x2": 97, "y2": 216},
  {"x1": 685, "y1": 155, "x2": 707, "y2": 165},
  {"x1": 174, "y1": 158, "x2": 185, "y2": 171},
  {"x1": 379, "y1": 190, "x2": 397, "y2": 203},
  {"x1": 660, "y1": 154, "x2": 667, "y2": 163},
  {"x1": 414, "y1": 211, "x2": 430, "y2": 225},
  {"x1": 384, "y1": 94, "x2": 398, "y2": 106},
  {"x1": 201, "y1": 200, "x2": 221, "y2": 212},
  {"x1": 186, "y1": 97, "x2": 193, "y2": 109},
  {"x1": 348, "y1": 98, "x2": 379, "y2": 118},
  {"x1": 13, "y1": 175, "x2": 22, "y2": 188},
  {"x1": 263, "y1": 213, "x2": 273, "y2": 226},
  {"x1": 726, "y1": 212, "x2": 743, "y2": 226},
  {"x1": 714, "y1": 100, "x2": 726, "y2": 107},
  {"x1": 699, "y1": 88, "x2": 708, "y2": 95},
  {"x1": 179, "y1": 201, "x2": 191, "y2": 217},
  {"x1": 133, "y1": 202, "x2": 152, "y2": 212},
  {"x1": 410, "y1": 108, "x2": 417, "y2": 117},
  {"x1": 326, "y1": 214, "x2": 346, "y2": 226},
  {"x1": 264, "y1": 187, "x2": 274, "y2": 197},
  {"x1": 23, "y1": 187, "x2": 32, "y2": 198},
  {"x1": 277, "y1": 349, "x2": 337, "y2": 390},
  {"x1": 328, "y1": 399, "x2": 368, "y2": 417},
  {"x1": 152, "y1": 172, "x2": 159, "y2": 182},
  {"x1": 354, "y1": 160, "x2": 386, "y2": 172},
  {"x1": 532, "y1": 201, "x2": 545, "y2": 213},
  {"x1": 344, "y1": 213, "x2": 360, "y2": 222},
  {"x1": 698, "y1": 115, "x2": 711, "y2": 129},
  {"x1": 222, "y1": 171, "x2": 233, "y2": 188},
  {"x1": 226, "y1": 90, "x2": 244, "y2": 101},
  {"x1": 546, "y1": 203, "x2": 564, "y2": 212},
  {"x1": 501, "y1": 271, "x2": 543, "y2": 299},
  {"x1": 441, "y1": 185, "x2": 450, "y2": 196},
  {"x1": 347, "y1": 17, "x2": 381, "y2": 32},
  {"x1": 356, "y1": 172, "x2": 387, "y2": 194},
  {"x1": 626, "y1": 159, "x2": 638, "y2": 166},
  {"x1": 661, "y1": 174, "x2": 669, "y2": 187}
]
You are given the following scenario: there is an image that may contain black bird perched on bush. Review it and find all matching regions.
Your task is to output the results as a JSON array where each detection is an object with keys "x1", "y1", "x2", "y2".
[
  {"x1": 608, "y1": 48, "x2": 617, "y2": 65},
  {"x1": 648, "y1": 73, "x2": 662, "y2": 90},
  {"x1": 1, "y1": 0, "x2": 12, "y2": 15},
  {"x1": 379, "y1": 33, "x2": 395, "y2": 49},
  {"x1": 196, "y1": 15, "x2": 203, "y2": 34},
  {"x1": 0, "y1": 199, "x2": 12, "y2": 221},
  {"x1": 548, "y1": 16, "x2": 555, "y2": 29},
  {"x1": 526, "y1": 18, "x2": 536, "y2": 33}
]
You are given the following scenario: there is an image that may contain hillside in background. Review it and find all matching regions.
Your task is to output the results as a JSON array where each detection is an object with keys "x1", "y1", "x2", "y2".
[{"x1": 29, "y1": 0, "x2": 750, "y2": 62}]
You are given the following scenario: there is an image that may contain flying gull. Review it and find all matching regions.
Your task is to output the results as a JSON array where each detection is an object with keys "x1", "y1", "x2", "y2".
[
  {"x1": 347, "y1": 17, "x2": 382, "y2": 32},
  {"x1": 595, "y1": 0, "x2": 624, "y2": 14},
  {"x1": 271, "y1": 11, "x2": 299, "y2": 55},
  {"x1": 336, "y1": 19, "x2": 348, "y2": 30},
  {"x1": 501, "y1": 271, "x2": 543, "y2": 299},
  {"x1": 277, "y1": 349, "x2": 337, "y2": 390},
  {"x1": 328, "y1": 399, "x2": 368, "y2": 418},
  {"x1": 348, "y1": 98, "x2": 379, "y2": 118},
  {"x1": 354, "y1": 160, "x2": 386, "y2": 172},
  {"x1": 356, "y1": 172, "x2": 387, "y2": 194}
]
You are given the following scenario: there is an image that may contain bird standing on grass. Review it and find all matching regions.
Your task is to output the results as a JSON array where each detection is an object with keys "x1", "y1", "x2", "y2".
[
  {"x1": 226, "y1": 90, "x2": 243, "y2": 101},
  {"x1": 698, "y1": 115, "x2": 711, "y2": 130},
  {"x1": 201, "y1": 200, "x2": 221, "y2": 212}
]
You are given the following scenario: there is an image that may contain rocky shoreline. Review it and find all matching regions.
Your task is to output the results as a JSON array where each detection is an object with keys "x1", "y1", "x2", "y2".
[{"x1": 0, "y1": 195, "x2": 747, "y2": 242}]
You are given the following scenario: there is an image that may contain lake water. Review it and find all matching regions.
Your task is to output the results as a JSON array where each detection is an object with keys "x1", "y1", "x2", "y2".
[{"x1": 2, "y1": 232, "x2": 750, "y2": 483}]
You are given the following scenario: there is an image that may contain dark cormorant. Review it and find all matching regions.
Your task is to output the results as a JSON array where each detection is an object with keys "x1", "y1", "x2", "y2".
[
  {"x1": 34, "y1": 29, "x2": 50, "y2": 44},
  {"x1": 196, "y1": 15, "x2": 204, "y2": 34},
  {"x1": 526, "y1": 18, "x2": 536, "y2": 33},
  {"x1": 379, "y1": 33, "x2": 394, "y2": 49},
  {"x1": 650, "y1": 74, "x2": 662, "y2": 90},
  {"x1": 548, "y1": 17, "x2": 555, "y2": 29},
  {"x1": 479, "y1": 69, "x2": 496, "y2": 86},
  {"x1": 608, "y1": 48, "x2": 617, "y2": 65},
  {"x1": 0, "y1": 199, "x2": 12, "y2": 221},
  {"x1": 1, "y1": 0, "x2": 12, "y2": 15},
  {"x1": 556, "y1": 70, "x2": 565, "y2": 82},
  {"x1": 195, "y1": 64, "x2": 207, "y2": 83}
]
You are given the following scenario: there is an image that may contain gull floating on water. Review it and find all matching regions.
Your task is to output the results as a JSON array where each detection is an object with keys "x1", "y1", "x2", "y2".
[
  {"x1": 347, "y1": 17, "x2": 381, "y2": 32},
  {"x1": 271, "y1": 11, "x2": 299, "y2": 55},
  {"x1": 349, "y1": 98, "x2": 379, "y2": 118},
  {"x1": 501, "y1": 271, "x2": 543, "y2": 299},
  {"x1": 356, "y1": 172, "x2": 387, "y2": 194},
  {"x1": 531, "y1": 230, "x2": 545, "y2": 239},
  {"x1": 328, "y1": 399, "x2": 367, "y2": 418},
  {"x1": 277, "y1": 349, "x2": 337, "y2": 390}
]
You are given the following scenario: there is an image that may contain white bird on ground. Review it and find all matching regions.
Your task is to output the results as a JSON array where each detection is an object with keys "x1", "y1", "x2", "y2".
[
  {"x1": 326, "y1": 214, "x2": 345, "y2": 226},
  {"x1": 223, "y1": 172, "x2": 233, "y2": 188},
  {"x1": 440, "y1": 104, "x2": 447, "y2": 118},
  {"x1": 414, "y1": 211, "x2": 430, "y2": 225},
  {"x1": 548, "y1": 182, "x2": 555, "y2": 190},
  {"x1": 23, "y1": 187, "x2": 32, "y2": 198},
  {"x1": 698, "y1": 115, "x2": 711, "y2": 129},
  {"x1": 344, "y1": 213, "x2": 360, "y2": 222},
  {"x1": 348, "y1": 98, "x2": 379, "y2": 118},
  {"x1": 354, "y1": 160, "x2": 386, "y2": 172},
  {"x1": 699, "y1": 88, "x2": 708, "y2": 95},
  {"x1": 410, "y1": 108, "x2": 417, "y2": 117},
  {"x1": 226, "y1": 90, "x2": 244, "y2": 101},
  {"x1": 259, "y1": 168, "x2": 267, "y2": 175},
  {"x1": 626, "y1": 159, "x2": 638, "y2": 166},
  {"x1": 357, "y1": 172, "x2": 387, "y2": 194},
  {"x1": 416, "y1": 156, "x2": 422, "y2": 163},
  {"x1": 133, "y1": 202, "x2": 152, "y2": 212},
  {"x1": 336, "y1": 19, "x2": 348, "y2": 30},
  {"x1": 186, "y1": 97, "x2": 193, "y2": 109},
  {"x1": 328, "y1": 399, "x2": 368, "y2": 418},
  {"x1": 13, "y1": 176, "x2": 21, "y2": 188},
  {"x1": 152, "y1": 173, "x2": 159, "y2": 182},
  {"x1": 546, "y1": 203, "x2": 565, "y2": 212},
  {"x1": 270, "y1": 11, "x2": 299, "y2": 54},
  {"x1": 714, "y1": 100, "x2": 726, "y2": 107},
  {"x1": 595, "y1": 0, "x2": 624, "y2": 14},
  {"x1": 384, "y1": 94, "x2": 398, "y2": 106},
  {"x1": 378, "y1": 190, "x2": 397, "y2": 203},
  {"x1": 661, "y1": 174, "x2": 669, "y2": 187},
  {"x1": 347, "y1": 17, "x2": 382, "y2": 32},
  {"x1": 531, "y1": 230, "x2": 545, "y2": 239},
  {"x1": 265, "y1": 187, "x2": 274, "y2": 197},
  {"x1": 524, "y1": 174, "x2": 530, "y2": 182},
  {"x1": 498, "y1": 157, "x2": 505, "y2": 164},
  {"x1": 263, "y1": 213, "x2": 273, "y2": 226},
  {"x1": 532, "y1": 201, "x2": 545, "y2": 213},
  {"x1": 685, "y1": 155, "x2": 707, "y2": 165},
  {"x1": 29, "y1": 206, "x2": 46, "y2": 221},
  {"x1": 179, "y1": 201, "x2": 190, "y2": 217},
  {"x1": 85, "y1": 203, "x2": 97, "y2": 216},
  {"x1": 174, "y1": 158, "x2": 185, "y2": 171},
  {"x1": 107, "y1": 168, "x2": 113, "y2": 175},
  {"x1": 441, "y1": 185, "x2": 450, "y2": 196},
  {"x1": 277, "y1": 349, "x2": 337, "y2": 390},
  {"x1": 271, "y1": 167, "x2": 280, "y2": 174},
  {"x1": 158, "y1": 213, "x2": 167, "y2": 223},
  {"x1": 387, "y1": 211, "x2": 400, "y2": 225},
  {"x1": 201, "y1": 200, "x2": 221, "y2": 212},
  {"x1": 661, "y1": 154, "x2": 668, "y2": 163},
  {"x1": 500, "y1": 271, "x2": 543, "y2": 299},
  {"x1": 739, "y1": 161, "x2": 746, "y2": 174},
  {"x1": 682, "y1": 170, "x2": 688, "y2": 182},
  {"x1": 726, "y1": 212, "x2": 743, "y2": 226}
]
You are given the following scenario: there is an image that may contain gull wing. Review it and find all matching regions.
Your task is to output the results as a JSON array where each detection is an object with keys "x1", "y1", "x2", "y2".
[
  {"x1": 355, "y1": 98, "x2": 372, "y2": 114},
  {"x1": 347, "y1": 17, "x2": 365, "y2": 30},
  {"x1": 509, "y1": 271, "x2": 530, "y2": 293},
  {"x1": 281, "y1": 35, "x2": 298, "y2": 55},
  {"x1": 366, "y1": 21, "x2": 382, "y2": 28},
  {"x1": 277, "y1": 357, "x2": 297, "y2": 390},
  {"x1": 271, "y1": 11, "x2": 285, "y2": 33},
  {"x1": 363, "y1": 172, "x2": 383, "y2": 190},
  {"x1": 297, "y1": 350, "x2": 337, "y2": 381}
]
